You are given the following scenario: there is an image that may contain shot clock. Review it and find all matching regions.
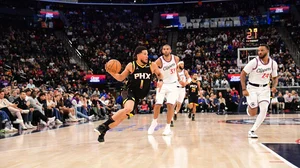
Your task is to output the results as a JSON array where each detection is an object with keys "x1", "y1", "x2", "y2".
[{"x1": 245, "y1": 28, "x2": 259, "y2": 47}]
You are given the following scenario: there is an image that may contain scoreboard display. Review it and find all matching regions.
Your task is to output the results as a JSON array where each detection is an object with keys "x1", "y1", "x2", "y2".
[{"x1": 245, "y1": 28, "x2": 259, "y2": 46}]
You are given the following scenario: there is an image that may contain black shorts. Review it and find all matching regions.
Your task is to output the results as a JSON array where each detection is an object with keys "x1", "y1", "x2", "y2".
[
  {"x1": 189, "y1": 96, "x2": 198, "y2": 104},
  {"x1": 121, "y1": 90, "x2": 139, "y2": 115}
]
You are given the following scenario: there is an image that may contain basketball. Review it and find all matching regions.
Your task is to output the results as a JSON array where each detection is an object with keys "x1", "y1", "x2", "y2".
[{"x1": 105, "y1": 59, "x2": 122, "y2": 73}]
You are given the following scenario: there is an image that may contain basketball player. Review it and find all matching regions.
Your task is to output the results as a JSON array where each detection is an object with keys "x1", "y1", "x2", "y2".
[
  {"x1": 173, "y1": 61, "x2": 191, "y2": 121},
  {"x1": 187, "y1": 73, "x2": 201, "y2": 121},
  {"x1": 94, "y1": 46, "x2": 163, "y2": 142},
  {"x1": 240, "y1": 44, "x2": 278, "y2": 138},
  {"x1": 148, "y1": 44, "x2": 183, "y2": 135}
]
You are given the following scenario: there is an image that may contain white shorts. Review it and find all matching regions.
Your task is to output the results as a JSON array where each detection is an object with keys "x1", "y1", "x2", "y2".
[
  {"x1": 246, "y1": 84, "x2": 270, "y2": 108},
  {"x1": 156, "y1": 83, "x2": 178, "y2": 105},
  {"x1": 177, "y1": 87, "x2": 186, "y2": 103}
]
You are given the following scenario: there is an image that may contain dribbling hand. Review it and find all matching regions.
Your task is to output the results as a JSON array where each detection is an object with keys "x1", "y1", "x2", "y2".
[{"x1": 242, "y1": 90, "x2": 249, "y2": 97}]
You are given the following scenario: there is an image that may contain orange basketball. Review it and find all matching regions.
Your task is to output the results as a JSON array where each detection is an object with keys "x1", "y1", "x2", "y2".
[{"x1": 105, "y1": 59, "x2": 122, "y2": 73}]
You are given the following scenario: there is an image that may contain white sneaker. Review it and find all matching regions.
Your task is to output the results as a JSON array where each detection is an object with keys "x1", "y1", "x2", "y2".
[
  {"x1": 47, "y1": 117, "x2": 56, "y2": 125},
  {"x1": 22, "y1": 110, "x2": 30, "y2": 114},
  {"x1": 13, "y1": 119, "x2": 23, "y2": 124},
  {"x1": 11, "y1": 126, "x2": 18, "y2": 132},
  {"x1": 40, "y1": 120, "x2": 48, "y2": 126},
  {"x1": 248, "y1": 131, "x2": 258, "y2": 138},
  {"x1": 4, "y1": 127, "x2": 13, "y2": 133},
  {"x1": 162, "y1": 128, "x2": 172, "y2": 136},
  {"x1": 21, "y1": 124, "x2": 28, "y2": 130},
  {"x1": 29, "y1": 123, "x2": 36, "y2": 129},
  {"x1": 25, "y1": 123, "x2": 33, "y2": 129},
  {"x1": 88, "y1": 115, "x2": 94, "y2": 121},
  {"x1": 55, "y1": 119, "x2": 63, "y2": 124},
  {"x1": 148, "y1": 120, "x2": 158, "y2": 135}
]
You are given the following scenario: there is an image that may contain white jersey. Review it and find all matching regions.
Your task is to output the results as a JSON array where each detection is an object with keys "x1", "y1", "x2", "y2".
[
  {"x1": 159, "y1": 55, "x2": 177, "y2": 84},
  {"x1": 243, "y1": 56, "x2": 278, "y2": 85},
  {"x1": 177, "y1": 69, "x2": 187, "y2": 87}
]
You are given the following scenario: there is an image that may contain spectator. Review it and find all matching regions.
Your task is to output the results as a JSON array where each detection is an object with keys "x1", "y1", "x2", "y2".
[{"x1": 26, "y1": 79, "x2": 36, "y2": 89}]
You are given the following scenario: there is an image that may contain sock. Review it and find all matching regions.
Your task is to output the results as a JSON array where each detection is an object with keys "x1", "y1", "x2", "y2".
[
  {"x1": 174, "y1": 111, "x2": 177, "y2": 114},
  {"x1": 251, "y1": 101, "x2": 268, "y2": 132},
  {"x1": 153, "y1": 118, "x2": 157, "y2": 122},
  {"x1": 192, "y1": 113, "x2": 195, "y2": 116},
  {"x1": 103, "y1": 117, "x2": 115, "y2": 129},
  {"x1": 165, "y1": 123, "x2": 170, "y2": 129}
]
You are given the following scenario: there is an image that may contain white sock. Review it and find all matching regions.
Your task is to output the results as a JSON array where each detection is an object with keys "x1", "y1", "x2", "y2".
[
  {"x1": 165, "y1": 123, "x2": 170, "y2": 129},
  {"x1": 251, "y1": 101, "x2": 268, "y2": 132},
  {"x1": 153, "y1": 119, "x2": 157, "y2": 122}
]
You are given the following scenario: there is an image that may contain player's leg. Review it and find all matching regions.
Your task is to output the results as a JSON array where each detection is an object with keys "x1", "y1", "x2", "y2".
[
  {"x1": 246, "y1": 88, "x2": 258, "y2": 116},
  {"x1": 148, "y1": 87, "x2": 166, "y2": 134},
  {"x1": 162, "y1": 86, "x2": 177, "y2": 135},
  {"x1": 188, "y1": 102, "x2": 193, "y2": 118},
  {"x1": 94, "y1": 99, "x2": 134, "y2": 142},
  {"x1": 248, "y1": 89, "x2": 270, "y2": 138},
  {"x1": 174, "y1": 89, "x2": 185, "y2": 121},
  {"x1": 191, "y1": 103, "x2": 197, "y2": 121}
]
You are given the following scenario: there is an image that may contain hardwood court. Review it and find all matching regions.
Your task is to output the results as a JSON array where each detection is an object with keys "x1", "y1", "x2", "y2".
[{"x1": 0, "y1": 113, "x2": 299, "y2": 168}]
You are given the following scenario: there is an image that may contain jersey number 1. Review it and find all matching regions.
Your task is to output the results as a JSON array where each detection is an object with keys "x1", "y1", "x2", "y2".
[{"x1": 261, "y1": 73, "x2": 270, "y2": 79}]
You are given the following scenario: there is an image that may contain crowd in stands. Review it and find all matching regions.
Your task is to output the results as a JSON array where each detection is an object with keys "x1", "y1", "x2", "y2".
[{"x1": 64, "y1": 6, "x2": 166, "y2": 74}]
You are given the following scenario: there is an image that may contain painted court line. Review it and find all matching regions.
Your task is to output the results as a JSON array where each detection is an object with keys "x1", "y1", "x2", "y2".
[{"x1": 259, "y1": 143, "x2": 298, "y2": 168}]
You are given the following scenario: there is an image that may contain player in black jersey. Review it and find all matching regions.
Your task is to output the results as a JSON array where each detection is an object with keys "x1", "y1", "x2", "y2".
[
  {"x1": 94, "y1": 46, "x2": 163, "y2": 143},
  {"x1": 188, "y1": 73, "x2": 201, "y2": 121}
]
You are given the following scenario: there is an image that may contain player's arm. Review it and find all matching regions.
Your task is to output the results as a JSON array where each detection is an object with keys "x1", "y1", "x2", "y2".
[
  {"x1": 240, "y1": 70, "x2": 248, "y2": 92},
  {"x1": 150, "y1": 62, "x2": 163, "y2": 81},
  {"x1": 107, "y1": 63, "x2": 133, "y2": 82},
  {"x1": 240, "y1": 58, "x2": 256, "y2": 95},
  {"x1": 184, "y1": 70, "x2": 192, "y2": 85},
  {"x1": 174, "y1": 56, "x2": 185, "y2": 85},
  {"x1": 271, "y1": 61, "x2": 279, "y2": 92},
  {"x1": 197, "y1": 81, "x2": 201, "y2": 96}
]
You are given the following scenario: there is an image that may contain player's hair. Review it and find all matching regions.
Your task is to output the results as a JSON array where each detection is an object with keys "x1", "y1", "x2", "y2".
[
  {"x1": 259, "y1": 44, "x2": 270, "y2": 51},
  {"x1": 133, "y1": 46, "x2": 147, "y2": 60}
]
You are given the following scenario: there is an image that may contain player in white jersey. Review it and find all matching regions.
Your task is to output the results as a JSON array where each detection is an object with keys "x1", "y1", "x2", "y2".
[
  {"x1": 148, "y1": 44, "x2": 183, "y2": 135},
  {"x1": 240, "y1": 44, "x2": 278, "y2": 138},
  {"x1": 173, "y1": 61, "x2": 191, "y2": 123}
]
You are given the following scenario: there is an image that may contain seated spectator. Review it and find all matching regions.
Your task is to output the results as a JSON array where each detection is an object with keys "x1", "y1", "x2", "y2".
[
  {"x1": 13, "y1": 90, "x2": 34, "y2": 129},
  {"x1": 139, "y1": 100, "x2": 150, "y2": 114},
  {"x1": 71, "y1": 93, "x2": 94, "y2": 121},
  {"x1": 270, "y1": 92, "x2": 278, "y2": 114},
  {"x1": 218, "y1": 92, "x2": 226, "y2": 115},
  {"x1": 0, "y1": 89, "x2": 26, "y2": 129}
]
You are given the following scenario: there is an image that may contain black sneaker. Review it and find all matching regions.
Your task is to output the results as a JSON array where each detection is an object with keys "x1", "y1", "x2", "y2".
[
  {"x1": 174, "y1": 114, "x2": 177, "y2": 121},
  {"x1": 94, "y1": 124, "x2": 107, "y2": 135},
  {"x1": 192, "y1": 114, "x2": 195, "y2": 121},
  {"x1": 97, "y1": 132, "x2": 106, "y2": 142},
  {"x1": 170, "y1": 121, "x2": 174, "y2": 127},
  {"x1": 188, "y1": 112, "x2": 191, "y2": 118},
  {"x1": 94, "y1": 124, "x2": 108, "y2": 143}
]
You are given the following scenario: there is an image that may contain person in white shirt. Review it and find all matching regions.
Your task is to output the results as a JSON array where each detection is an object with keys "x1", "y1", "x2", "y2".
[
  {"x1": 0, "y1": 90, "x2": 26, "y2": 129},
  {"x1": 26, "y1": 79, "x2": 35, "y2": 89},
  {"x1": 240, "y1": 44, "x2": 278, "y2": 138}
]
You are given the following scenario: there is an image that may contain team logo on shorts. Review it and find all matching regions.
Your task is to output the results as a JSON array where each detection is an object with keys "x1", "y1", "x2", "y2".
[{"x1": 250, "y1": 102, "x2": 255, "y2": 107}]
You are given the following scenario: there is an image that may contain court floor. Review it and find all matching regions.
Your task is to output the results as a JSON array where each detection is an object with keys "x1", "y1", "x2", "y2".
[{"x1": 0, "y1": 113, "x2": 299, "y2": 168}]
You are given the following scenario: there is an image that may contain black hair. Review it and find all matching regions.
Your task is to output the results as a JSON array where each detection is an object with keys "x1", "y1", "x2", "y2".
[
  {"x1": 259, "y1": 44, "x2": 270, "y2": 51},
  {"x1": 133, "y1": 46, "x2": 147, "y2": 60}
]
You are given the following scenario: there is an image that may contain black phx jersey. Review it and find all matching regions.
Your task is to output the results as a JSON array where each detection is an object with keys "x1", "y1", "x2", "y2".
[
  {"x1": 126, "y1": 61, "x2": 153, "y2": 99},
  {"x1": 188, "y1": 81, "x2": 199, "y2": 104}
]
